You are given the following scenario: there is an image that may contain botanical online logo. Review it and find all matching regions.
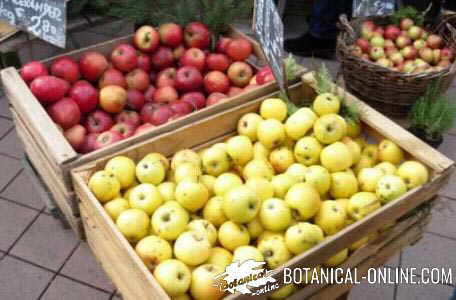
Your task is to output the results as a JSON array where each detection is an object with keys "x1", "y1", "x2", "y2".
[{"x1": 214, "y1": 260, "x2": 280, "y2": 295}]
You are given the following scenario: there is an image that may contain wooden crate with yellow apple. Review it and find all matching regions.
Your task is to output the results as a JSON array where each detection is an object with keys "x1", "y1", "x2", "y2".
[{"x1": 71, "y1": 71, "x2": 454, "y2": 300}]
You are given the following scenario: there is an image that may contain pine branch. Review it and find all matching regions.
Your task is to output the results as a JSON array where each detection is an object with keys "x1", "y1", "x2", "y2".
[
  {"x1": 284, "y1": 54, "x2": 298, "y2": 82},
  {"x1": 314, "y1": 63, "x2": 333, "y2": 95}
]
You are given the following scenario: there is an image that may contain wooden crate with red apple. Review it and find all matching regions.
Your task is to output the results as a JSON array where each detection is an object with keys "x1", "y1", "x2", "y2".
[
  {"x1": 70, "y1": 73, "x2": 453, "y2": 299},
  {"x1": 1, "y1": 23, "x2": 302, "y2": 238}
]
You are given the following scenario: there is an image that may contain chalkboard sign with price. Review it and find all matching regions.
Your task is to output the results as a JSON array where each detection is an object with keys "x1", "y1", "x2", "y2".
[
  {"x1": 0, "y1": 0, "x2": 66, "y2": 48},
  {"x1": 253, "y1": 0, "x2": 286, "y2": 94}
]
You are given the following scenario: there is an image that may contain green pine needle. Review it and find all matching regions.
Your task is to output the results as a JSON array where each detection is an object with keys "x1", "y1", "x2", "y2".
[
  {"x1": 284, "y1": 54, "x2": 298, "y2": 82},
  {"x1": 315, "y1": 63, "x2": 333, "y2": 95},
  {"x1": 340, "y1": 97, "x2": 361, "y2": 124},
  {"x1": 390, "y1": 6, "x2": 424, "y2": 26}
]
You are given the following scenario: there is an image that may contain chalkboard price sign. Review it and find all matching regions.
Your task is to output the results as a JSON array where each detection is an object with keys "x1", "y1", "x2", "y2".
[
  {"x1": 253, "y1": 0, "x2": 286, "y2": 94},
  {"x1": 0, "y1": 0, "x2": 67, "y2": 48}
]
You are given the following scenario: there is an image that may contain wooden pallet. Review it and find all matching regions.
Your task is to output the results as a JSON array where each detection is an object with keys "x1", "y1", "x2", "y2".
[{"x1": 71, "y1": 74, "x2": 454, "y2": 299}]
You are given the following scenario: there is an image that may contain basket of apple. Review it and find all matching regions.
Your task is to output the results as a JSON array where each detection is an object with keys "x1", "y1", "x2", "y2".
[{"x1": 337, "y1": 9, "x2": 456, "y2": 117}]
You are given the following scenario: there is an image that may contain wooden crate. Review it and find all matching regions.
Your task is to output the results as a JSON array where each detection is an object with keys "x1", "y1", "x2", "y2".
[
  {"x1": 0, "y1": 26, "x2": 300, "y2": 238},
  {"x1": 71, "y1": 74, "x2": 454, "y2": 299}
]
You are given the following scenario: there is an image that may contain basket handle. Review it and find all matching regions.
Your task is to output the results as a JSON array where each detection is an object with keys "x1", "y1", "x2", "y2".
[{"x1": 339, "y1": 14, "x2": 356, "y2": 40}]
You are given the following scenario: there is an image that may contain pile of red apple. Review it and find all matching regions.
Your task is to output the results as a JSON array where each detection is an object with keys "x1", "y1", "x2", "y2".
[
  {"x1": 352, "y1": 18, "x2": 455, "y2": 73},
  {"x1": 20, "y1": 22, "x2": 275, "y2": 154}
]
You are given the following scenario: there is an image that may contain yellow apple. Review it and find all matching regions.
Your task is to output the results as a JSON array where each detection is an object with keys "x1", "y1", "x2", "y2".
[
  {"x1": 129, "y1": 183, "x2": 163, "y2": 215},
  {"x1": 200, "y1": 175, "x2": 216, "y2": 197},
  {"x1": 154, "y1": 259, "x2": 191, "y2": 296},
  {"x1": 357, "y1": 167, "x2": 383, "y2": 192},
  {"x1": 188, "y1": 219, "x2": 218, "y2": 246},
  {"x1": 232, "y1": 245, "x2": 264, "y2": 263},
  {"x1": 173, "y1": 294, "x2": 191, "y2": 300},
  {"x1": 362, "y1": 144, "x2": 379, "y2": 162},
  {"x1": 305, "y1": 165, "x2": 331, "y2": 195},
  {"x1": 285, "y1": 183, "x2": 321, "y2": 221},
  {"x1": 294, "y1": 136, "x2": 322, "y2": 166},
  {"x1": 218, "y1": 221, "x2": 250, "y2": 251},
  {"x1": 397, "y1": 161, "x2": 429, "y2": 189},
  {"x1": 135, "y1": 235, "x2": 172, "y2": 270},
  {"x1": 223, "y1": 185, "x2": 260, "y2": 223},
  {"x1": 237, "y1": 112, "x2": 263, "y2": 142},
  {"x1": 116, "y1": 208, "x2": 149, "y2": 243},
  {"x1": 123, "y1": 183, "x2": 137, "y2": 201},
  {"x1": 203, "y1": 196, "x2": 227, "y2": 227},
  {"x1": 320, "y1": 142, "x2": 353, "y2": 172},
  {"x1": 353, "y1": 155, "x2": 375, "y2": 175},
  {"x1": 376, "y1": 174, "x2": 407, "y2": 204},
  {"x1": 271, "y1": 174, "x2": 298, "y2": 198},
  {"x1": 171, "y1": 149, "x2": 201, "y2": 170},
  {"x1": 269, "y1": 146, "x2": 295, "y2": 173},
  {"x1": 212, "y1": 142, "x2": 228, "y2": 152},
  {"x1": 257, "y1": 231, "x2": 285, "y2": 244},
  {"x1": 214, "y1": 173, "x2": 243, "y2": 196},
  {"x1": 152, "y1": 201, "x2": 189, "y2": 241},
  {"x1": 346, "y1": 120, "x2": 362, "y2": 138},
  {"x1": 313, "y1": 92, "x2": 340, "y2": 116},
  {"x1": 206, "y1": 247, "x2": 233, "y2": 269},
  {"x1": 313, "y1": 114, "x2": 347, "y2": 144},
  {"x1": 378, "y1": 139, "x2": 404, "y2": 164},
  {"x1": 89, "y1": 170, "x2": 121, "y2": 203},
  {"x1": 157, "y1": 181, "x2": 176, "y2": 202},
  {"x1": 174, "y1": 162, "x2": 202, "y2": 183},
  {"x1": 174, "y1": 231, "x2": 211, "y2": 266},
  {"x1": 285, "y1": 222, "x2": 324, "y2": 254},
  {"x1": 349, "y1": 235, "x2": 369, "y2": 251},
  {"x1": 190, "y1": 264, "x2": 225, "y2": 300},
  {"x1": 143, "y1": 152, "x2": 170, "y2": 171},
  {"x1": 269, "y1": 284, "x2": 296, "y2": 299},
  {"x1": 257, "y1": 119, "x2": 286, "y2": 149},
  {"x1": 105, "y1": 156, "x2": 136, "y2": 189},
  {"x1": 247, "y1": 217, "x2": 264, "y2": 239},
  {"x1": 283, "y1": 136, "x2": 296, "y2": 149},
  {"x1": 245, "y1": 177, "x2": 274, "y2": 201},
  {"x1": 243, "y1": 159, "x2": 275, "y2": 181},
  {"x1": 354, "y1": 136, "x2": 366, "y2": 150},
  {"x1": 341, "y1": 136, "x2": 361, "y2": 164},
  {"x1": 103, "y1": 197, "x2": 129, "y2": 222},
  {"x1": 324, "y1": 248, "x2": 348, "y2": 267},
  {"x1": 136, "y1": 158, "x2": 166, "y2": 185},
  {"x1": 286, "y1": 163, "x2": 307, "y2": 183},
  {"x1": 285, "y1": 107, "x2": 317, "y2": 140},
  {"x1": 260, "y1": 198, "x2": 292, "y2": 232},
  {"x1": 202, "y1": 147, "x2": 231, "y2": 176},
  {"x1": 176, "y1": 181, "x2": 209, "y2": 212},
  {"x1": 330, "y1": 171, "x2": 358, "y2": 199},
  {"x1": 375, "y1": 162, "x2": 397, "y2": 175},
  {"x1": 260, "y1": 98, "x2": 288, "y2": 122},
  {"x1": 227, "y1": 135, "x2": 254, "y2": 166},
  {"x1": 348, "y1": 192, "x2": 381, "y2": 220},
  {"x1": 314, "y1": 200, "x2": 347, "y2": 235},
  {"x1": 258, "y1": 236, "x2": 291, "y2": 269},
  {"x1": 253, "y1": 141, "x2": 270, "y2": 161}
]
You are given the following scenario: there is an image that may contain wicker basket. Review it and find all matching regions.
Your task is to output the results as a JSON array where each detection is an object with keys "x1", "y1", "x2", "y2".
[{"x1": 336, "y1": 14, "x2": 456, "y2": 117}]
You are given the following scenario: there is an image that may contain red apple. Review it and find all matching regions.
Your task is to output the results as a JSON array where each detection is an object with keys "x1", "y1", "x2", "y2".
[
  {"x1": 169, "y1": 100, "x2": 193, "y2": 115},
  {"x1": 115, "y1": 110, "x2": 141, "y2": 127},
  {"x1": 427, "y1": 34, "x2": 443, "y2": 49},
  {"x1": 47, "y1": 97, "x2": 81, "y2": 129},
  {"x1": 175, "y1": 66, "x2": 203, "y2": 92},
  {"x1": 401, "y1": 46, "x2": 418, "y2": 60},
  {"x1": 84, "y1": 110, "x2": 113, "y2": 133},
  {"x1": 384, "y1": 39, "x2": 396, "y2": 49},
  {"x1": 69, "y1": 80, "x2": 99, "y2": 113},
  {"x1": 126, "y1": 89, "x2": 145, "y2": 111},
  {"x1": 407, "y1": 26, "x2": 422, "y2": 40},
  {"x1": 134, "y1": 123, "x2": 155, "y2": 135},
  {"x1": 216, "y1": 37, "x2": 232, "y2": 54},
  {"x1": 184, "y1": 22, "x2": 211, "y2": 49},
  {"x1": 134, "y1": 25, "x2": 160, "y2": 53},
  {"x1": 50, "y1": 56, "x2": 80, "y2": 83},
  {"x1": 126, "y1": 68, "x2": 150, "y2": 91},
  {"x1": 151, "y1": 46, "x2": 174, "y2": 70},
  {"x1": 140, "y1": 102, "x2": 159, "y2": 124},
  {"x1": 419, "y1": 47, "x2": 434, "y2": 64},
  {"x1": 206, "y1": 92, "x2": 228, "y2": 106},
  {"x1": 361, "y1": 27, "x2": 374, "y2": 40},
  {"x1": 227, "y1": 86, "x2": 243, "y2": 97},
  {"x1": 413, "y1": 40, "x2": 427, "y2": 50},
  {"x1": 384, "y1": 25, "x2": 401, "y2": 40},
  {"x1": 206, "y1": 53, "x2": 230, "y2": 72},
  {"x1": 400, "y1": 18, "x2": 414, "y2": 30},
  {"x1": 80, "y1": 133, "x2": 99, "y2": 154},
  {"x1": 153, "y1": 86, "x2": 179, "y2": 103},
  {"x1": 111, "y1": 44, "x2": 138, "y2": 72},
  {"x1": 433, "y1": 49, "x2": 441, "y2": 64},
  {"x1": 356, "y1": 38, "x2": 370, "y2": 53},
  {"x1": 441, "y1": 48, "x2": 454, "y2": 61},
  {"x1": 111, "y1": 122, "x2": 136, "y2": 139},
  {"x1": 137, "y1": 53, "x2": 152, "y2": 73},
  {"x1": 94, "y1": 130, "x2": 123, "y2": 150},
  {"x1": 99, "y1": 85, "x2": 127, "y2": 113},
  {"x1": 173, "y1": 45, "x2": 186, "y2": 60},
  {"x1": 99, "y1": 68, "x2": 127, "y2": 89},
  {"x1": 144, "y1": 85, "x2": 156, "y2": 102},
  {"x1": 64, "y1": 124, "x2": 86, "y2": 151},
  {"x1": 376, "y1": 57, "x2": 392, "y2": 68},
  {"x1": 256, "y1": 66, "x2": 274, "y2": 85},
  {"x1": 181, "y1": 91, "x2": 206, "y2": 110},
  {"x1": 362, "y1": 20, "x2": 376, "y2": 31},
  {"x1": 180, "y1": 48, "x2": 206, "y2": 72},
  {"x1": 150, "y1": 105, "x2": 174, "y2": 126},
  {"x1": 156, "y1": 67, "x2": 177, "y2": 88},
  {"x1": 20, "y1": 61, "x2": 48, "y2": 83},
  {"x1": 159, "y1": 23, "x2": 183, "y2": 47},
  {"x1": 30, "y1": 75, "x2": 70, "y2": 103},
  {"x1": 386, "y1": 47, "x2": 398, "y2": 58},
  {"x1": 203, "y1": 71, "x2": 230, "y2": 94},
  {"x1": 373, "y1": 27, "x2": 385, "y2": 38},
  {"x1": 79, "y1": 51, "x2": 108, "y2": 81},
  {"x1": 227, "y1": 61, "x2": 253, "y2": 87},
  {"x1": 403, "y1": 60, "x2": 416, "y2": 73},
  {"x1": 390, "y1": 52, "x2": 404, "y2": 65},
  {"x1": 396, "y1": 36, "x2": 412, "y2": 49},
  {"x1": 226, "y1": 38, "x2": 253, "y2": 61}
]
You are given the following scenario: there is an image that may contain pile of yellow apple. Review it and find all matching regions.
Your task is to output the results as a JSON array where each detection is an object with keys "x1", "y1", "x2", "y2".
[{"x1": 88, "y1": 94, "x2": 429, "y2": 299}]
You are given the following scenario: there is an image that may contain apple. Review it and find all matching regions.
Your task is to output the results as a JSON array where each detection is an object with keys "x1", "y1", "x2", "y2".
[
  {"x1": 294, "y1": 136, "x2": 321, "y2": 165},
  {"x1": 111, "y1": 44, "x2": 138, "y2": 72},
  {"x1": 153, "y1": 86, "x2": 179, "y2": 103},
  {"x1": 370, "y1": 36, "x2": 385, "y2": 47},
  {"x1": 136, "y1": 156, "x2": 166, "y2": 184},
  {"x1": 141, "y1": 102, "x2": 159, "y2": 123},
  {"x1": 184, "y1": 22, "x2": 211, "y2": 49},
  {"x1": 206, "y1": 53, "x2": 230, "y2": 72},
  {"x1": 203, "y1": 197, "x2": 228, "y2": 227},
  {"x1": 397, "y1": 160, "x2": 429, "y2": 189},
  {"x1": 181, "y1": 91, "x2": 206, "y2": 109},
  {"x1": 180, "y1": 48, "x2": 206, "y2": 72},
  {"x1": 313, "y1": 92, "x2": 340, "y2": 116},
  {"x1": 173, "y1": 45, "x2": 186, "y2": 60},
  {"x1": 126, "y1": 89, "x2": 145, "y2": 111},
  {"x1": 151, "y1": 105, "x2": 174, "y2": 126},
  {"x1": 376, "y1": 174, "x2": 407, "y2": 204},
  {"x1": 285, "y1": 182, "x2": 321, "y2": 220},
  {"x1": 115, "y1": 208, "x2": 150, "y2": 242},
  {"x1": 202, "y1": 147, "x2": 231, "y2": 176},
  {"x1": 426, "y1": 34, "x2": 443, "y2": 49},
  {"x1": 174, "y1": 231, "x2": 211, "y2": 267},
  {"x1": 151, "y1": 46, "x2": 174, "y2": 70},
  {"x1": 369, "y1": 46, "x2": 385, "y2": 60},
  {"x1": 441, "y1": 47, "x2": 454, "y2": 61},
  {"x1": 50, "y1": 56, "x2": 80, "y2": 83},
  {"x1": 135, "y1": 235, "x2": 172, "y2": 271},
  {"x1": 232, "y1": 245, "x2": 263, "y2": 263},
  {"x1": 125, "y1": 68, "x2": 150, "y2": 91},
  {"x1": 80, "y1": 132, "x2": 99, "y2": 153},
  {"x1": 94, "y1": 130, "x2": 123, "y2": 150},
  {"x1": 169, "y1": 100, "x2": 193, "y2": 116},
  {"x1": 362, "y1": 20, "x2": 376, "y2": 31},
  {"x1": 64, "y1": 124, "x2": 86, "y2": 151},
  {"x1": 271, "y1": 173, "x2": 297, "y2": 199},
  {"x1": 20, "y1": 61, "x2": 48, "y2": 83},
  {"x1": 256, "y1": 66, "x2": 274, "y2": 85},
  {"x1": 407, "y1": 26, "x2": 422, "y2": 40},
  {"x1": 356, "y1": 38, "x2": 370, "y2": 53},
  {"x1": 111, "y1": 122, "x2": 136, "y2": 139},
  {"x1": 213, "y1": 173, "x2": 242, "y2": 197},
  {"x1": 216, "y1": 37, "x2": 232, "y2": 53},
  {"x1": 129, "y1": 183, "x2": 163, "y2": 215},
  {"x1": 361, "y1": 27, "x2": 374, "y2": 40},
  {"x1": 136, "y1": 53, "x2": 151, "y2": 73},
  {"x1": 88, "y1": 170, "x2": 121, "y2": 202},
  {"x1": 377, "y1": 57, "x2": 392, "y2": 68},
  {"x1": 99, "y1": 68, "x2": 127, "y2": 88},
  {"x1": 415, "y1": 58, "x2": 429, "y2": 69},
  {"x1": 156, "y1": 67, "x2": 176, "y2": 88},
  {"x1": 218, "y1": 221, "x2": 250, "y2": 251},
  {"x1": 269, "y1": 146, "x2": 295, "y2": 173},
  {"x1": 321, "y1": 142, "x2": 353, "y2": 172},
  {"x1": 100, "y1": 85, "x2": 127, "y2": 113},
  {"x1": 259, "y1": 198, "x2": 291, "y2": 231},
  {"x1": 348, "y1": 192, "x2": 381, "y2": 220},
  {"x1": 373, "y1": 27, "x2": 384, "y2": 37},
  {"x1": 158, "y1": 22, "x2": 183, "y2": 47},
  {"x1": 413, "y1": 39, "x2": 427, "y2": 51},
  {"x1": 384, "y1": 39, "x2": 396, "y2": 49},
  {"x1": 152, "y1": 201, "x2": 189, "y2": 241},
  {"x1": 115, "y1": 110, "x2": 140, "y2": 127},
  {"x1": 226, "y1": 135, "x2": 254, "y2": 166},
  {"x1": 203, "y1": 71, "x2": 230, "y2": 94},
  {"x1": 401, "y1": 46, "x2": 418, "y2": 60},
  {"x1": 324, "y1": 248, "x2": 349, "y2": 267},
  {"x1": 226, "y1": 38, "x2": 253, "y2": 61},
  {"x1": 313, "y1": 113, "x2": 347, "y2": 144},
  {"x1": 79, "y1": 51, "x2": 108, "y2": 81},
  {"x1": 403, "y1": 60, "x2": 416, "y2": 73},
  {"x1": 418, "y1": 48, "x2": 434, "y2": 63},
  {"x1": 385, "y1": 25, "x2": 401, "y2": 40},
  {"x1": 190, "y1": 264, "x2": 225, "y2": 300},
  {"x1": 144, "y1": 85, "x2": 156, "y2": 102},
  {"x1": 227, "y1": 61, "x2": 253, "y2": 87},
  {"x1": 433, "y1": 49, "x2": 442, "y2": 64},
  {"x1": 358, "y1": 167, "x2": 384, "y2": 192},
  {"x1": 104, "y1": 198, "x2": 130, "y2": 221},
  {"x1": 330, "y1": 171, "x2": 358, "y2": 199},
  {"x1": 285, "y1": 222, "x2": 324, "y2": 255},
  {"x1": 157, "y1": 181, "x2": 175, "y2": 202},
  {"x1": 153, "y1": 259, "x2": 191, "y2": 296},
  {"x1": 227, "y1": 86, "x2": 243, "y2": 97},
  {"x1": 30, "y1": 75, "x2": 70, "y2": 103},
  {"x1": 206, "y1": 92, "x2": 228, "y2": 106},
  {"x1": 258, "y1": 236, "x2": 291, "y2": 269},
  {"x1": 176, "y1": 180, "x2": 209, "y2": 212},
  {"x1": 400, "y1": 18, "x2": 414, "y2": 30},
  {"x1": 134, "y1": 25, "x2": 159, "y2": 53},
  {"x1": 174, "y1": 162, "x2": 202, "y2": 183},
  {"x1": 47, "y1": 97, "x2": 81, "y2": 129},
  {"x1": 390, "y1": 52, "x2": 404, "y2": 65},
  {"x1": 175, "y1": 66, "x2": 203, "y2": 92},
  {"x1": 396, "y1": 35, "x2": 412, "y2": 49},
  {"x1": 85, "y1": 110, "x2": 113, "y2": 133},
  {"x1": 68, "y1": 80, "x2": 98, "y2": 113},
  {"x1": 315, "y1": 200, "x2": 346, "y2": 235}
]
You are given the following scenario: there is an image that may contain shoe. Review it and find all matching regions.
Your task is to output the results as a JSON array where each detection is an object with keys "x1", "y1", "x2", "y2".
[{"x1": 285, "y1": 33, "x2": 336, "y2": 59}]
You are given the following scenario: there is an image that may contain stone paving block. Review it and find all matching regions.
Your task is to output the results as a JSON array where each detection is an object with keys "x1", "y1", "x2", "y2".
[
  {"x1": 0, "y1": 129, "x2": 24, "y2": 159},
  {"x1": 349, "y1": 278, "x2": 395, "y2": 300},
  {"x1": 396, "y1": 281, "x2": 454, "y2": 300},
  {"x1": 0, "y1": 199, "x2": 39, "y2": 251},
  {"x1": 41, "y1": 276, "x2": 111, "y2": 300},
  {"x1": 440, "y1": 172, "x2": 456, "y2": 200},
  {"x1": 426, "y1": 197, "x2": 456, "y2": 239},
  {"x1": 61, "y1": 242, "x2": 115, "y2": 293},
  {"x1": 0, "y1": 118, "x2": 13, "y2": 138},
  {"x1": 0, "y1": 155, "x2": 22, "y2": 192},
  {"x1": 0, "y1": 255, "x2": 54, "y2": 299},
  {"x1": 438, "y1": 134, "x2": 456, "y2": 161},
  {"x1": 0, "y1": 170, "x2": 46, "y2": 210},
  {"x1": 10, "y1": 213, "x2": 79, "y2": 271},
  {"x1": 0, "y1": 98, "x2": 11, "y2": 119}
]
